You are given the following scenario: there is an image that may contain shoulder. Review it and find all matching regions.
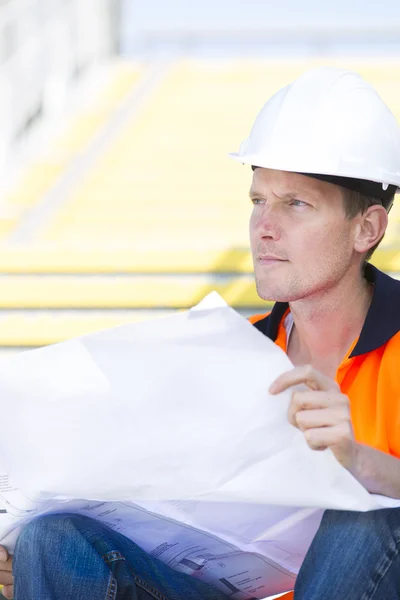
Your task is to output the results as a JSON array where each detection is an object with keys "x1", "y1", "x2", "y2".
[
  {"x1": 363, "y1": 331, "x2": 400, "y2": 398},
  {"x1": 380, "y1": 330, "x2": 400, "y2": 369}
]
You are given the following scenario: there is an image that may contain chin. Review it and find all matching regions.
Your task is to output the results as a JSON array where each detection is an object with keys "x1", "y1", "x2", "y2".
[
  {"x1": 256, "y1": 285, "x2": 287, "y2": 303},
  {"x1": 255, "y1": 280, "x2": 300, "y2": 303}
]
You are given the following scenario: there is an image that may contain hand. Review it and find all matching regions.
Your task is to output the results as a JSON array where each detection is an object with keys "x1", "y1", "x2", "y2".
[
  {"x1": 269, "y1": 364, "x2": 357, "y2": 471},
  {"x1": 0, "y1": 546, "x2": 13, "y2": 599}
]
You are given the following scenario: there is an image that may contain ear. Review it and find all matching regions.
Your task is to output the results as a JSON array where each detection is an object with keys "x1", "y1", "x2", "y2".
[{"x1": 353, "y1": 205, "x2": 388, "y2": 254}]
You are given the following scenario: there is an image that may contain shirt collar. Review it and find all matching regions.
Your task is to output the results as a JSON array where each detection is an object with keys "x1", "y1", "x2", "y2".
[{"x1": 253, "y1": 264, "x2": 400, "y2": 357}]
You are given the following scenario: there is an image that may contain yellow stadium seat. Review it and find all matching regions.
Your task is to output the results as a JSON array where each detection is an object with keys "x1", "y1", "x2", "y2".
[{"x1": 0, "y1": 275, "x2": 271, "y2": 309}]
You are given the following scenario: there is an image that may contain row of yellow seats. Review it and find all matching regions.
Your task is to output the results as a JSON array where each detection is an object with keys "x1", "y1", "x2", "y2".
[
  {"x1": 0, "y1": 247, "x2": 396, "y2": 274},
  {"x1": 0, "y1": 275, "x2": 263, "y2": 309}
]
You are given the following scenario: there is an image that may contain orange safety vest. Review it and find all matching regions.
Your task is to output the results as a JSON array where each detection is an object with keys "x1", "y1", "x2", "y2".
[
  {"x1": 249, "y1": 263, "x2": 400, "y2": 457},
  {"x1": 249, "y1": 264, "x2": 400, "y2": 598}
]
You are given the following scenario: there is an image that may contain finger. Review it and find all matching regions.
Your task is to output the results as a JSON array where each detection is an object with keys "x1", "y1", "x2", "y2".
[
  {"x1": 0, "y1": 565, "x2": 13, "y2": 579},
  {"x1": 288, "y1": 390, "x2": 349, "y2": 427},
  {"x1": 0, "y1": 547, "x2": 9, "y2": 563},
  {"x1": 2, "y1": 584, "x2": 13, "y2": 599},
  {"x1": 0, "y1": 569, "x2": 14, "y2": 585},
  {"x1": 303, "y1": 424, "x2": 352, "y2": 451},
  {"x1": 292, "y1": 406, "x2": 348, "y2": 431},
  {"x1": 0, "y1": 557, "x2": 13, "y2": 573},
  {"x1": 291, "y1": 390, "x2": 341, "y2": 411},
  {"x1": 270, "y1": 365, "x2": 339, "y2": 395}
]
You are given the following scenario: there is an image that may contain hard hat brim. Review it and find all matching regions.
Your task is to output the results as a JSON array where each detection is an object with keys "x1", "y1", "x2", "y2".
[{"x1": 229, "y1": 152, "x2": 400, "y2": 195}]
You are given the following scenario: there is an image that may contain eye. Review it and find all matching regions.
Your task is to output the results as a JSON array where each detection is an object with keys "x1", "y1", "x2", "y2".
[
  {"x1": 250, "y1": 198, "x2": 265, "y2": 205},
  {"x1": 289, "y1": 199, "x2": 308, "y2": 207}
]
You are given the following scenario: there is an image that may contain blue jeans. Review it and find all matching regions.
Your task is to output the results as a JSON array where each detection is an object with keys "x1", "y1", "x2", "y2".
[
  {"x1": 294, "y1": 508, "x2": 400, "y2": 599},
  {"x1": 13, "y1": 508, "x2": 400, "y2": 599},
  {"x1": 13, "y1": 513, "x2": 229, "y2": 600}
]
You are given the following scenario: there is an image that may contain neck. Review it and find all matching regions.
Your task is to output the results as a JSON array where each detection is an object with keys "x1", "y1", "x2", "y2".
[{"x1": 287, "y1": 265, "x2": 373, "y2": 378}]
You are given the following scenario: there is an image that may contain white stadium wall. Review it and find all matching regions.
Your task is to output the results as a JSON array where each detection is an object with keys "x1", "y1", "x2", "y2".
[{"x1": 0, "y1": 0, "x2": 118, "y2": 169}]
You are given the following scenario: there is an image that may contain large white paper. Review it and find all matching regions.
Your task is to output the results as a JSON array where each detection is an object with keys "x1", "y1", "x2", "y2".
[{"x1": 0, "y1": 293, "x2": 397, "y2": 599}]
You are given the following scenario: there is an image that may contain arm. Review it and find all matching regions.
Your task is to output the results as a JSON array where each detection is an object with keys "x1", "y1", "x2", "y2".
[
  {"x1": 352, "y1": 443, "x2": 400, "y2": 498},
  {"x1": 269, "y1": 364, "x2": 400, "y2": 499}
]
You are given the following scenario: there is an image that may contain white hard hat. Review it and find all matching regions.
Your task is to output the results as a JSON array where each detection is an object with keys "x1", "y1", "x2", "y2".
[{"x1": 230, "y1": 66, "x2": 400, "y2": 198}]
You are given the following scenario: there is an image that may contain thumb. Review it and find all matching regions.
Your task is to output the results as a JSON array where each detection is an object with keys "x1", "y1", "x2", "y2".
[{"x1": 0, "y1": 546, "x2": 9, "y2": 562}]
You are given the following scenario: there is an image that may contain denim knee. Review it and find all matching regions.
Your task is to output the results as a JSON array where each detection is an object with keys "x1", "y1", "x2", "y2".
[
  {"x1": 321, "y1": 507, "x2": 400, "y2": 546},
  {"x1": 14, "y1": 514, "x2": 121, "y2": 600},
  {"x1": 15, "y1": 513, "x2": 94, "y2": 562},
  {"x1": 294, "y1": 508, "x2": 400, "y2": 600}
]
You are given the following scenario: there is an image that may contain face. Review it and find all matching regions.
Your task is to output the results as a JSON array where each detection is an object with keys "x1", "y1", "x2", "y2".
[{"x1": 249, "y1": 168, "x2": 360, "y2": 302}]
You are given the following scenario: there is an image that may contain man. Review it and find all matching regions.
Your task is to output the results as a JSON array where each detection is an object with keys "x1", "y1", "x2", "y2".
[{"x1": 1, "y1": 66, "x2": 400, "y2": 599}]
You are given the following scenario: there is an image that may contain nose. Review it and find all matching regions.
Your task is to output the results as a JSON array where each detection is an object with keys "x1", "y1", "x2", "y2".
[{"x1": 251, "y1": 205, "x2": 281, "y2": 241}]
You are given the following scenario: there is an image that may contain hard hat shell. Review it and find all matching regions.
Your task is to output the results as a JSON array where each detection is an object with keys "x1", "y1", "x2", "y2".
[{"x1": 230, "y1": 66, "x2": 400, "y2": 192}]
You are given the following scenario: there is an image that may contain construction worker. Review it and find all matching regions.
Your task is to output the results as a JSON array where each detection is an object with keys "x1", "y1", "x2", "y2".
[
  {"x1": 235, "y1": 66, "x2": 400, "y2": 599},
  {"x1": 1, "y1": 66, "x2": 400, "y2": 600}
]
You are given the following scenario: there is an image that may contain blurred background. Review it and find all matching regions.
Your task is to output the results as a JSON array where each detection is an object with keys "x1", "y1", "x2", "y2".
[{"x1": 0, "y1": 0, "x2": 400, "y2": 355}]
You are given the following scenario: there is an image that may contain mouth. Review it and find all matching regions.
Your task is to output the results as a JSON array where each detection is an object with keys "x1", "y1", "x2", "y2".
[{"x1": 257, "y1": 256, "x2": 287, "y2": 265}]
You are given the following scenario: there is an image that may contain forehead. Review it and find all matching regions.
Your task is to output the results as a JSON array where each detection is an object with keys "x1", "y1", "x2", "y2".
[{"x1": 250, "y1": 168, "x2": 342, "y2": 202}]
